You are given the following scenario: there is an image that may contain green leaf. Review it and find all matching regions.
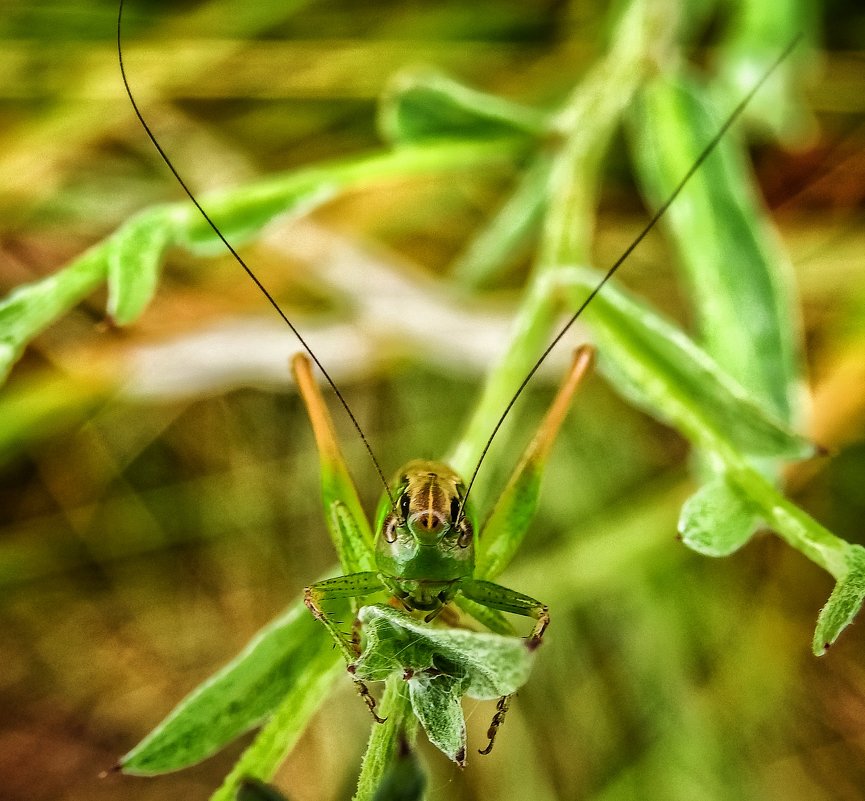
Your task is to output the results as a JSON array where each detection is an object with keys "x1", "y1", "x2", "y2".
[
  {"x1": 562, "y1": 267, "x2": 813, "y2": 460},
  {"x1": 177, "y1": 142, "x2": 522, "y2": 254},
  {"x1": 678, "y1": 477, "x2": 760, "y2": 557},
  {"x1": 475, "y1": 461, "x2": 542, "y2": 581},
  {"x1": 209, "y1": 658, "x2": 343, "y2": 801},
  {"x1": 352, "y1": 604, "x2": 533, "y2": 764},
  {"x1": 813, "y1": 545, "x2": 865, "y2": 656},
  {"x1": 178, "y1": 177, "x2": 339, "y2": 254},
  {"x1": 408, "y1": 674, "x2": 467, "y2": 766},
  {"x1": 628, "y1": 73, "x2": 801, "y2": 424},
  {"x1": 354, "y1": 604, "x2": 533, "y2": 698},
  {"x1": 1, "y1": 141, "x2": 520, "y2": 388},
  {"x1": 236, "y1": 779, "x2": 291, "y2": 801},
  {"x1": 379, "y1": 68, "x2": 549, "y2": 145},
  {"x1": 0, "y1": 247, "x2": 106, "y2": 382},
  {"x1": 328, "y1": 501, "x2": 377, "y2": 574},
  {"x1": 106, "y1": 205, "x2": 178, "y2": 326},
  {"x1": 120, "y1": 599, "x2": 342, "y2": 775},
  {"x1": 717, "y1": 3, "x2": 816, "y2": 141}
]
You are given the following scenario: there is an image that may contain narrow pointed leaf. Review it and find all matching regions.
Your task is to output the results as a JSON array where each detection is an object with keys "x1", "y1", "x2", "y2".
[
  {"x1": 477, "y1": 347, "x2": 593, "y2": 580},
  {"x1": 563, "y1": 267, "x2": 813, "y2": 460},
  {"x1": 209, "y1": 658, "x2": 344, "y2": 801},
  {"x1": 408, "y1": 674, "x2": 467, "y2": 766},
  {"x1": 292, "y1": 355, "x2": 376, "y2": 570},
  {"x1": 678, "y1": 477, "x2": 761, "y2": 557},
  {"x1": 120, "y1": 599, "x2": 342, "y2": 775},
  {"x1": 0, "y1": 248, "x2": 106, "y2": 382},
  {"x1": 176, "y1": 143, "x2": 520, "y2": 254},
  {"x1": 107, "y1": 205, "x2": 178, "y2": 325},
  {"x1": 628, "y1": 73, "x2": 801, "y2": 424},
  {"x1": 813, "y1": 545, "x2": 865, "y2": 656},
  {"x1": 379, "y1": 68, "x2": 549, "y2": 145}
]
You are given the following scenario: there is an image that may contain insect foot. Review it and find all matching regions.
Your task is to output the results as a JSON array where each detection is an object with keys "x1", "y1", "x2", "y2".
[
  {"x1": 526, "y1": 605, "x2": 550, "y2": 651},
  {"x1": 351, "y1": 672, "x2": 387, "y2": 724},
  {"x1": 479, "y1": 693, "x2": 512, "y2": 755}
]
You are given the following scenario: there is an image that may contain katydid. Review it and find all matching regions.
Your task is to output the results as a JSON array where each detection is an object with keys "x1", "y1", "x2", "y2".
[
  {"x1": 296, "y1": 345, "x2": 593, "y2": 750},
  {"x1": 116, "y1": 0, "x2": 801, "y2": 761}
]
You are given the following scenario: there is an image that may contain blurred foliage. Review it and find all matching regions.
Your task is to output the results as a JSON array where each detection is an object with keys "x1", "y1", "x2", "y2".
[{"x1": 1, "y1": 1, "x2": 865, "y2": 801}]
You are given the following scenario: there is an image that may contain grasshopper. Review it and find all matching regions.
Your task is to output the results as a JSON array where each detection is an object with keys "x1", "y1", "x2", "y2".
[
  {"x1": 116, "y1": 0, "x2": 801, "y2": 762},
  {"x1": 295, "y1": 344, "x2": 594, "y2": 751}
]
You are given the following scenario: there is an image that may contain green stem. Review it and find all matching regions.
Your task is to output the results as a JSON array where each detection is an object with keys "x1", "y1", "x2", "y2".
[
  {"x1": 449, "y1": 0, "x2": 677, "y2": 476},
  {"x1": 720, "y1": 446, "x2": 850, "y2": 579},
  {"x1": 0, "y1": 140, "x2": 525, "y2": 386},
  {"x1": 0, "y1": 245, "x2": 106, "y2": 381},
  {"x1": 180, "y1": 139, "x2": 529, "y2": 245},
  {"x1": 352, "y1": 673, "x2": 416, "y2": 801}
]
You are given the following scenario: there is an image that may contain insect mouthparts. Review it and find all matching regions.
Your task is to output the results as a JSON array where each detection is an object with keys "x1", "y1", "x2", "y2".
[{"x1": 409, "y1": 509, "x2": 450, "y2": 542}]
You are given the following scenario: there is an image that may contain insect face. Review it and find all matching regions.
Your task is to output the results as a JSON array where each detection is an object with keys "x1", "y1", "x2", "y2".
[{"x1": 375, "y1": 459, "x2": 475, "y2": 584}]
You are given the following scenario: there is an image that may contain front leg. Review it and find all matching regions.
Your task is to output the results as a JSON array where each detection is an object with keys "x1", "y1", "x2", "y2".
[
  {"x1": 460, "y1": 579, "x2": 549, "y2": 647},
  {"x1": 304, "y1": 572, "x2": 387, "y2": 722},
  {"x1": 459, "y1": 579, "x2": 550, "y2": 754}
]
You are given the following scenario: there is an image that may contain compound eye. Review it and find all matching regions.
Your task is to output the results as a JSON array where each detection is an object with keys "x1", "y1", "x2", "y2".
[
  {"x1": 399, "y1": 493, "x2": 411, "y2": 521},
  {"x1": 450, "y1": 496, "x2": 461, "y2": 523}
]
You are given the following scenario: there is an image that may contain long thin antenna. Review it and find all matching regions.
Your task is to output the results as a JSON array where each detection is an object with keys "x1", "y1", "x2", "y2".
[
  {"x1": 458, "y1": 33, "x2": 803, "y2": 521},
  {"x1": 116, "y1": 0, "x2": 397, "y2": 511}
]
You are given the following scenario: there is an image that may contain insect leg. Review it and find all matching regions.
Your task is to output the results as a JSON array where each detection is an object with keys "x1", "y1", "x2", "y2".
[
  {"x1": 459, "y1": 579, "x2": 549, "y2": 645},
  {"x1": 293, "y1": 354, "x2": 377, "y2": 565},
  {"x1": 459, "y1": 578, "x2": 550, "y2": 755},
  {"x1": 304, "y1": 572, "x2": 388, "y2": 722},
  {"x1": 476, "y1": 345, "x2": 594, "y2": 580}
]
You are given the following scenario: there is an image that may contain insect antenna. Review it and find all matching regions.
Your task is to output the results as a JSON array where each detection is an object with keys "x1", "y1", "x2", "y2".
[
  {"x1": 457, "y1": 33, "x2": 803, "y2": 523},
  {"x1": 116, "y1": 0, "x2": 398, "y2": 512}
]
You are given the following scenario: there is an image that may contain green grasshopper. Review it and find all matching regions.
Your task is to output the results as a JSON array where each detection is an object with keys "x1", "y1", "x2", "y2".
[
  {"x1": 117, "y1": 0, "x2": 800, "y2": 762},
  {"x1": 294, "y1": 345, "x2": 594, "y2": 750}
]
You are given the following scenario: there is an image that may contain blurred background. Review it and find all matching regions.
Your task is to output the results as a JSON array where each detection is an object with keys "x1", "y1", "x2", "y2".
[{"x1": 1, "y1": 1, "x2": 865, "y2": 800}]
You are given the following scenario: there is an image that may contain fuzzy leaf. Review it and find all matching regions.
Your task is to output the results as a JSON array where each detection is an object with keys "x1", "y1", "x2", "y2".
[
  {"x1": 107, "y1": 205, "x2": 178, "y2": 325},
  {"x1": 629, "y1": 73, "x2": 801, "y2": 424},
  {"x1": 408, "y1": 674, "x2": 467, "y2": 766},
  {"x1": 379, "y1": 68, "x2": 548, "y2": 145},
  {"x1": 813, "y1": 545, "x2": 865, "y2": 656},
  {"x1": 0, "y1": 248, "x2": 106, "y2": 382},
  {"x1": 353, "y1": 604, "x2": 532, "y2": 698},
  {"x1": 563, "y1": 267, "x2": 813, "y2": 460},
  {"x1": 353, "y1": 604, "x2": 533, "y2": 763},
  {"x1": 679, "y1": 477, "x2": 761, "y2": 557},
  {"x1": 120, "y1": 599, "x2": 341, "y2": 775}
]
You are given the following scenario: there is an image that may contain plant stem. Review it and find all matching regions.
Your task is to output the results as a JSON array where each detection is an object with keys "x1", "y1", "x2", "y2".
[
  {"x1": 352, "y1": 673, "x2": 416, "y2": 801},
  {"x1": 449, "y1": 0, "x2": 675, "y2": 477},
  {"x1": 720, "y1": 446, "x2": 850, "y2": 579}
]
